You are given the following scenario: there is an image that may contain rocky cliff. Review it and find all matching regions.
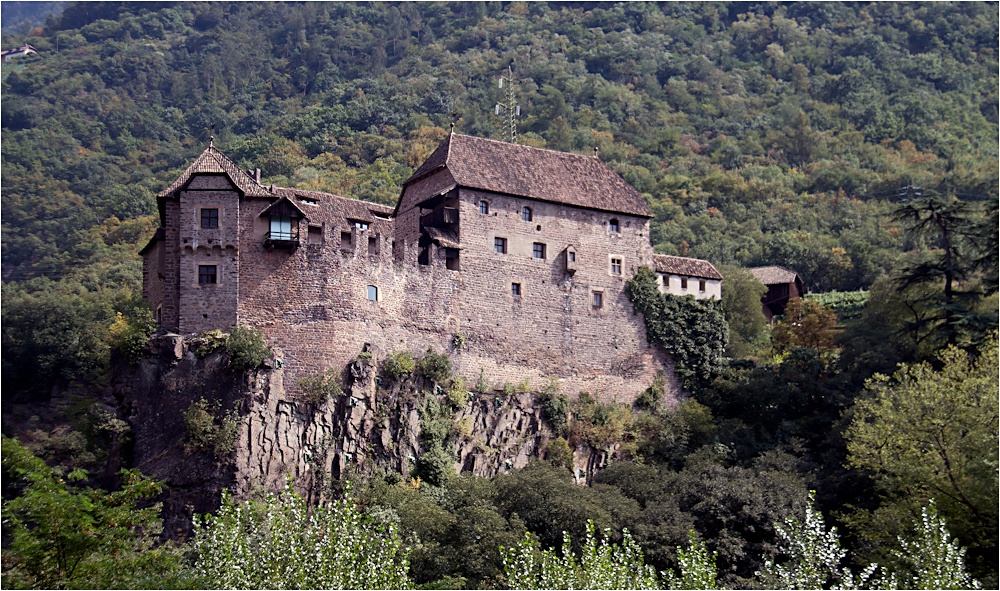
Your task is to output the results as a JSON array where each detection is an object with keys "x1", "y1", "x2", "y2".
[{"x1": 116, "y1": 333, "x2": 622, "y2": 538}]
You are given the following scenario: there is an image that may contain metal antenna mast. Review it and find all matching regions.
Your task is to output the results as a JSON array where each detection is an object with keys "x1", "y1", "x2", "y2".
[{"x1": 495, "y1": 60, "x2": 520, "y2": 143}]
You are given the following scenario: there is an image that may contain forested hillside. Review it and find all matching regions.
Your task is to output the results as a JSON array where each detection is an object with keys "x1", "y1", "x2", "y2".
[{"x1": 2, "y1": 2, "x2": 997, "y2": 589}]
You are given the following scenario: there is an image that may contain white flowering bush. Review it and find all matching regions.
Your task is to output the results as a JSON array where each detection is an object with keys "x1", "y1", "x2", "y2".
[
  {"x1": 758, "y1": 494, "x2": 978, "y2": 590},
  {"x1": 502, "y1": 520, "x2": 660, "y2": 590},
  {"x1": 191, "y1": 487, "x2": 412, "y2": 589},
  {"x1": 892, "y1": 501, "x2": 980, "y2": 590},
  {"x1": 663, "y1": 531, "x2": 719, "y2": 590}
]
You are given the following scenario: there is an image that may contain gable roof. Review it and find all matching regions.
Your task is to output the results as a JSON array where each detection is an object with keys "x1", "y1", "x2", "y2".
[
  {"x1": 404, "y1": 134, "x2": 652, "y2": 217},
  {"x1": 653, "y1": 254, "x2": 723, "y2": 280},
  {"x1": 158, "y1": 145, "x2": 271, "y2": 198},
  {"x1": 748, "y1": 266, "x2": 801, "y2": 285},
  {"x1": 270, "y1": 187, "x2": 394, "y2": 225}
]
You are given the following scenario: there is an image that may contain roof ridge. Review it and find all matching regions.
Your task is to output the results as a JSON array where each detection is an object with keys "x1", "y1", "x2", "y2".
[{"x1": 453, "y1": 133, "x2": 603, "y2": 161}]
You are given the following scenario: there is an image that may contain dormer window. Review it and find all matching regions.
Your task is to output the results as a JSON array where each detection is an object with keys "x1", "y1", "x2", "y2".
[
  {"x1": 260, "y1": 197, "x2": 306, "y2": 249},
  {"x1": 479, "y1": 200, "x2": 489, "y2": 215},
  {"x1": 522, "y1": 207, "x2": 533, "y2": 222},
  {"x1": 609, "y1": 218, "x2": 620, "y2": 233}
]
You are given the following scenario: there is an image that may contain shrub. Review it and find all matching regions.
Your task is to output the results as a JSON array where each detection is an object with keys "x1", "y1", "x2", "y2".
[
  {"x1": 225, "y1": 326, "x2": 270, "y2": 370},
  {"x1": 475, "y1": 368, "x2": 489, "y2": 393},
  {"x1": 298, "y1": 369, "x2": 343, "y2": 406},
  {"x1": 445, "y1": 376, "x2": 469, "y2": 409},
  {"x1": 108, "y1": 307, "x2": 156, "y2": 364},
  {"x1": 538, "y1": 379, "x2": 569, "y2": 435},
  {"x1": 416, "y1": 348, "x2": 451, "y2": 384},
  {"x1": 193, "y1": 330, "x2": 227, "y2": 358},
  {"x1": 183, "y1": 398, "x2": 241, "y2": 457},
  {"x1": 383, "y1": 351, "x2": 416, "y2": 380},
  {"x1": 634, "y1": 373, "x2": 666, "y2": 413},
  {"x1": 545, "y1": 437, "x2": 574, "y2": 471}
]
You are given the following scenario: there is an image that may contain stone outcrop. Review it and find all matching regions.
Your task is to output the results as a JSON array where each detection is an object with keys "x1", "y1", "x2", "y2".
[{"x1": 117, "y1": 334, "x2": 620, "y2": 538}]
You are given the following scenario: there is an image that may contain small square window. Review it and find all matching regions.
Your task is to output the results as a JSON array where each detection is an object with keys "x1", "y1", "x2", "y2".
[
  {"x1": 609, "y1": 218, "x2": 620, "y2": 233},
  {"x1": 479, "y1": 200, "x2": 489, "y2": 215},
  {"x1": 201, "y1": 208, "x2": 219, "y2": 229},
  {"x1": 532, "y1": 243, "x2": 546, "y2": 259},
  {"x1": 495, "y1": 237, "x2": 507, "y2": 254},
  {"x1": 568, "y1": 251, "x2": 576, "y2": 262},
  {"x1": 511, "y1": 283, "x2": 522, "y2": 297},
  {"x1": 198, "y1": 265, "x2": 217, "y2": 284},
  {"x1": 681, "y1": 277, "x2": 688, "y2": 290},
  {"x1": 366, "y1": 285, "x2": 378, "y2": 301},
  {"x1": 699, "y1": 279, "x2": 707, "y2": 292},
  {"x1": 308, "y1": 225, "x2": 323, "y2": 245},
  {"x1": 522, "y1": 206, "x2": 532, "y2": 221},
  {"x1": 593, "y1": 291, "x2": 603, "y2": 308},
  {"x1": 355, "y1": 221, "x2": 369, "y2": 230},
  {"x1": 610, "y1": 258, "x2": 622, "y2": 275},
  {"x1": 341, "y1": 231, "x2": 352, "y2": 249}
]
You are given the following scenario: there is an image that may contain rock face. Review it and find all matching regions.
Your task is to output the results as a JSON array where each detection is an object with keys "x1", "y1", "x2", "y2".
[{"x1": 118, "y1": 334, "x2": 620, "y2": 537}]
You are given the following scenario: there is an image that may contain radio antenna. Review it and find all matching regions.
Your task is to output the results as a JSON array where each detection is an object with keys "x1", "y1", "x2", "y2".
[{"x1": 494, "y1": 60, "x2": 520, "y2": 144}]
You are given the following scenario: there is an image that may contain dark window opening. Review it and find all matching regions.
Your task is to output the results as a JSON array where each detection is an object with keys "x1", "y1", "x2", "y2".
[
  {"x1": 198, "y1": 265, "x2": 217, "y2": 285},
  {"x1": 479, "y1": 200, "x2": 489, "y2": 215},
  {"x1": 201, "y1": 208, "x2": 219, "y2": 229},
  {"x1": 611, "y1": 258, "x2": 622, "y2": 275},
  {"x1": 609, "y1": 218, "x2": 620, "y2": 233},
  {"x1": 155, "y1": 305, "x2": 162, "y2": 323},
  {"x1": 368, "y1": 236, "x2": 378, "y2": 256},
  {"x1": 445, "y1": 248, "x2": 460, "y2": 270},
  {"x1": 494, "y1": 237, "x2": 507, "y2": 254},
  {"x1": 568, "y1": 251, "x2": 576, "y2": 262},
  {"x1": 699, "y1": 279, "x2": 707, "y2": 292},
  {"x1": 341, "y1": 231, "x2": 352, "y2": 249},
  {"x1": 533, "y1": 243, "x2": 546, "y2": 259},
  {"x1": 366, "y1": 285, "x2": 378, "y2": 301},
  {"x1": 308, "y1": 225, "x2": 323, "y2": 245},
  {"x1": 511, "y1": 282, "x2": 522, "y2": 297},
  {"x1": 593, "y1": 291, "x2": 603, "y2": 308},
  {"x1": 522, "y1": 206, "x2": 532, "y2": 221},
  {"x1": 681, "y1": 277, "x2": 688, "y2": 289}
]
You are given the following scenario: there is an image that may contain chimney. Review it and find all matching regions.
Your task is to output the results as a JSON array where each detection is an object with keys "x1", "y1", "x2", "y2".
[{"x1": 255, "y1": 168, "x2": 261, "y2": 184}]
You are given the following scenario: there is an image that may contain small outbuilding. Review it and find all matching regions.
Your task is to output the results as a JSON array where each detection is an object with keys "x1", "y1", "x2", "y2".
[{"x1": 748, "y1": 265, "x2": 804, "y2": 321}]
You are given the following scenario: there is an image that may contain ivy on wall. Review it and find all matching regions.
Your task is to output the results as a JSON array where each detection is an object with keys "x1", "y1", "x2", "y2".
[{"x1": 625, "y1": 267, "x2": 729, "y2": 392}]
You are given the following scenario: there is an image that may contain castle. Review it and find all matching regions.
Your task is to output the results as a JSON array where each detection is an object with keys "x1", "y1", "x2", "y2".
[{"x1": 141, "y1": 133, "x2": 723, "y2": 401}]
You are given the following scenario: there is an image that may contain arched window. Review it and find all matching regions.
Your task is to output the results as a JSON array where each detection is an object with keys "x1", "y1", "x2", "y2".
[
  {"x1": 479, "y1": 200, "x2": 489, "y2": 215},
  {"x1": 522, "y1": 206, "x2": 532, "y2": 221},
  {"x1": 366, "y1": 285, "x2": 378, "y2": 301},
  {"x1": 609, "y1": 218, "x2": 620, "y2": 233}
]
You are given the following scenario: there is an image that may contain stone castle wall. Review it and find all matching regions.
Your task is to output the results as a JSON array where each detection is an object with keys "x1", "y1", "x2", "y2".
[{"x1": 146, "y1": 173, "x2": 681, "y2": 405}]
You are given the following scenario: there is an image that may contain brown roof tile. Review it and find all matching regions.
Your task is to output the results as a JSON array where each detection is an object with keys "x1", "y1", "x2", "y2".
[
  {"x1": 653, "y1": 254, "x2": 723, "y2": 280},
  {"x1": 405, "y1": 134, "x2": 652, "y2": 217},
  {"x1": 158, "y1": 146, "x2": 271, "y2": 198},
  {"x1": 748, "y1": 266, "x2": 801, "y2": 285},
  {"x1": 262, "y1": 188, "x2": 394, "y2": 234}
]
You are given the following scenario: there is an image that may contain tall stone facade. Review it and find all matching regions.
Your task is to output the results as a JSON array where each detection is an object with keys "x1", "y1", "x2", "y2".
[{"x1": 142, "y1": 134, "x2": 723, "y2": 403}]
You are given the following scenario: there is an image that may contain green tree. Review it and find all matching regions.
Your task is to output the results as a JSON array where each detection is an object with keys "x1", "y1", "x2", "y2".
[
  {"x1": 718, "y1": 265, "x2": 770, "y2": 358},
  {"x1": 844, "y1": 337, "x2": 998, "y2": 582},
  {"x1": 771, "y1": 298, "x2": 838, "y2": 353},
  {"x1": 1, "y1": 436, "x2": 192, "y2": 589},
  {"x1": 192, "y1": 487, "x2": 412, "y2": 589}
]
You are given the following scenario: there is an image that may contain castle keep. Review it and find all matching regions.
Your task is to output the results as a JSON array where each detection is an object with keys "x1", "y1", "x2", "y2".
[{"x1": 141, "y1": 133, "x2": 723, "y2": 401}]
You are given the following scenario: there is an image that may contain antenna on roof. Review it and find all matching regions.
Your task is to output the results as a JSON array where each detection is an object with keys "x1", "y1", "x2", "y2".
[{"x1": 494, "y1": 60, "x2": 520, "y2": 144}]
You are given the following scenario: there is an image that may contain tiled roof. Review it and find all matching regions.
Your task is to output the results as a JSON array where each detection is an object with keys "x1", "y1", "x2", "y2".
[
  {"x1": 748, "y1": 266, "x2": 800, "y2": 285},
  {"x1": 405, "y1": 134, "x2": 652, "y2": 217},
  {"x1": 158, "y1": 146, "x2": 271, "y2": 198},
  {"x1": 653, "y1": 254, "x2": 723, "y2": 280},
  {"x1": 260, "y1": 188, "x2": 394, "y2": 236},
  {"x1": 424, "y1": 227, "x2": 461, "y2": 250}
]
